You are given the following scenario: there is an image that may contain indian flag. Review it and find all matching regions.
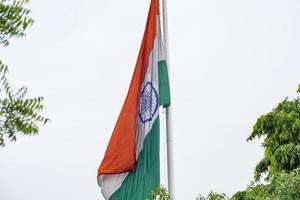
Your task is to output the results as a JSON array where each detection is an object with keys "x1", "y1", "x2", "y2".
[{"x1": 97, "y1": 0, "x2": 171, "y2": 199}]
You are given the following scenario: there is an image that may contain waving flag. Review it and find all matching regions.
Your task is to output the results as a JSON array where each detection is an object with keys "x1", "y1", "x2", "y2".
[{"x1": 97, "y1": 0, "x2": 170, "y2": 199}]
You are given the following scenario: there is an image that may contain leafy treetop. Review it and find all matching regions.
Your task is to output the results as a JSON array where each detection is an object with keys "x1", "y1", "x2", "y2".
[
  {"x1": 0, "y1": 0, "x2": 33, "y2": 46},
  {"x1": 0, "y1": 0, "x2": 48, "y2": 146},
  {"x1": 247, "y1": 86, "x2": 300, "y2": 181}
]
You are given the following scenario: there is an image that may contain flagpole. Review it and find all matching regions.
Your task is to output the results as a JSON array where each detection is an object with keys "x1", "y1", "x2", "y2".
[{"x1": 161, "y1": 0, "x2": 175, "y2": 199}]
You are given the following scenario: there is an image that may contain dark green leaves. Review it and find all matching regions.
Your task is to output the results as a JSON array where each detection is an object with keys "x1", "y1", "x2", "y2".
[
  {"x1": 197, "y1": 192, "x2": 228, "y2": 200},
  {"x1": 0, "y1": 60, "x2": 49, "y2": 147},
  {"x1": 0, "y1": 0, "x2": 48, "y2": 147},
  {"x1": 0, "y1": 0, "x2": 33, "y2": 46},
  {"x1": 147, "y1": 185, "x2": 170, "y2": 200},
  {"x1": 198, "y1": 85, "x2": 300, "y2": 200},
  {"x1": 231, "y1": 168, "x2": 300, "y2": 200},
  {"x1": 247, "y1": 88, "x2": 300, "y2": 181}
]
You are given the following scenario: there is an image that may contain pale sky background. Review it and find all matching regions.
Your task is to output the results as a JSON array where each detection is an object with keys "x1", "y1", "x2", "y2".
[{"x1": 0, "y1": 0, "x2": 300, "y2": 199}]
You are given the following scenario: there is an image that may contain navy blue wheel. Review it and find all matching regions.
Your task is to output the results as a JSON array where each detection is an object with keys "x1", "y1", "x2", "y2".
[{"x1": 139, "y1": 82, "x2": 159, "y2": 123}]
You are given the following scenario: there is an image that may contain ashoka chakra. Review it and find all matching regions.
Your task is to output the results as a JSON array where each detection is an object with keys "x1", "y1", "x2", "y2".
[{"x1": 139, "y1": 82, "x2": 159, "y2": 123}]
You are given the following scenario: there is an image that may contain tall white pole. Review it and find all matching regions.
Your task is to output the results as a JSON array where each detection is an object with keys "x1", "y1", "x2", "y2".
[{"x1": 161, "y1": 0, "x2": 175, "y2": 199}]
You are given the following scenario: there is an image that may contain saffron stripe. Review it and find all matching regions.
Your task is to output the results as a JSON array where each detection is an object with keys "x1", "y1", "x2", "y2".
[{"x1": 98, "y1": 0, "x2": 159, "y2": 175}]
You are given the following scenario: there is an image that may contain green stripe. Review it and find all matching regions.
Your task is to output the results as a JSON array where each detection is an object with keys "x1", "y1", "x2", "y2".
[
  {"x1": 158, "y1": 60, "x2": 171, "y2": 108},
  {"x1": 108, "y1": 118, "x2": 160, "y2": 200}
]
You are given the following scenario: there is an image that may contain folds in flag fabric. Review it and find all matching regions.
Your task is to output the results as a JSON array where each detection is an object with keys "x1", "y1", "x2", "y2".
[{"x1": 97, "y1": 0, "x2": 170, "y2": 199}]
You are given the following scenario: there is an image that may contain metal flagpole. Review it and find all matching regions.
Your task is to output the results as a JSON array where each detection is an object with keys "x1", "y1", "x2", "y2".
[{"x1": 161, "y1": 0, "x2": 175, "y2": 199}]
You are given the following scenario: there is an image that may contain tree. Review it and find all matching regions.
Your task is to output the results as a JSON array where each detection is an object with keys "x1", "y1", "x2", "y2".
[
  {"x1": 230, "y1": 85, "x2": 300, "y2": 200},
  {"x1": 0, "y1": 0, "x2": 33, "y2": 46},
  {"x1": 0, "y1": 0, "x2": 48, "y2": 146},
  {"x1": 148, "y1": 185, "x2": 170, "y2": 200},
  {"x1": 231, "y1": 168, "x2": 300, "y2": 200},
  {"x1": 200, "y1": 85, "x2": 300, "y2": 200},
  {"x1": 247, "y1": 85, "x2": 300, "y2": 181},
  {"x1": 197, "y1": 191, "x2": 228, "y2": 200}
]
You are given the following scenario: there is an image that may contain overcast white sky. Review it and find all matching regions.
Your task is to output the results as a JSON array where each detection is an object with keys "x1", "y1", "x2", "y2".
[{"x1": 0, "y1": 0, "x2": 300, "y2": 199}]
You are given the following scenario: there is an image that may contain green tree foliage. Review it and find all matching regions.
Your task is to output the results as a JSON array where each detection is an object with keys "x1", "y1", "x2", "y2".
[
  {"x1": 147, "y1": 185, "x2": 170, "y2": 200},
  {"x1": 0, "y1": 0, "x2": 48, "y2": 146},
  {"x1": 247, "y1": 87, "x2": 300, "y2": 181},
  {"x1": 0, "y1": 0, "x2": 33, "y2": 46},
  {"x1": 231, "y1": 168, "x2": 300, "y2": 200},
  {"x1": 200, "y1": 86, "x2": 300, "y2": 200},
  {"x1": 0, "y1": 61, "x2": 49, "y2": 147},
  {"x1": 229, "y1": 86, "x2": 300, "y2": 200},
  {"x1": 197, "y1": 191, "x2": 228, "y2": 200}
]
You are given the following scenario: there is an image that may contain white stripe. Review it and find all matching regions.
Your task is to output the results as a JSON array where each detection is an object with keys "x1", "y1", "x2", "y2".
[
  {"x1": 97, "y1": 172, "x2": 128, "y2": 199},
  {"x1": 98, "y1": 19, "x2": 164, "y2": 200},
  {"x1": 135, "y1": 33, "x2": 160, "y2": 157}
]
